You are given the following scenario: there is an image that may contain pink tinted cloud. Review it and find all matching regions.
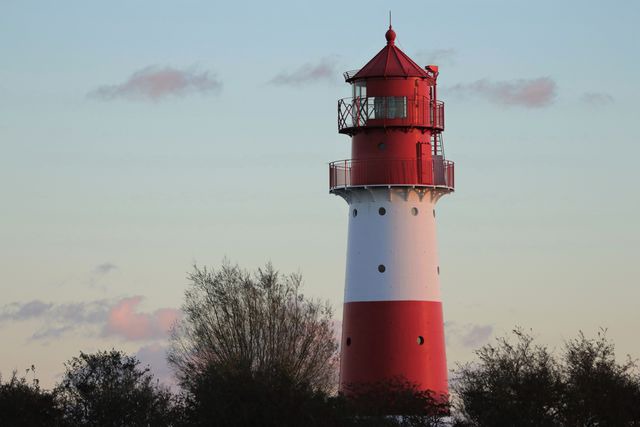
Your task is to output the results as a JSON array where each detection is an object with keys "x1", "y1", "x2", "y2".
[
  {"x1": 89, "y1": 66, "x2": 222, "y2": 101},
  {"x1": 269, "y1": 57, "x2": 339, "y2": 86},
  {"x1": 103, "y1": 296, "x2": 180, "y2": 341},
  {"x1": 448, "y1": 77, "x2": 557, "y2": 108}
]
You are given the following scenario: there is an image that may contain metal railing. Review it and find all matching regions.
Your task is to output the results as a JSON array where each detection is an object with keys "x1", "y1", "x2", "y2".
[
  {"x1": 343, "y1": 70, "x2": 360, "y2": 81},
  {"x1": 338, "y1": 96, "x2": 444, "y2": 133},
  {"x1": 329, "y1": 158, "x2": 454, "y2": 191}
]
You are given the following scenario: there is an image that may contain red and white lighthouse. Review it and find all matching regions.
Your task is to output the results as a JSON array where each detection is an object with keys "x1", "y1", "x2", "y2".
[{"x1": 330, "y1": 25, "x2": 454, "y2": 398}]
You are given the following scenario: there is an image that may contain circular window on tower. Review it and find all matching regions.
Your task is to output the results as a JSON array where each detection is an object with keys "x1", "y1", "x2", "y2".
[
  {"x1": 378, "y1": 264, "x2": 386, "y2": 273},
  {"x1": 352, "y1": 208, "x2": 358, "y2": 217},
  {"x1": 417, "y1": 336, "x2": 425, "y2": 345},
  {"x1": 377, "y1": 142, "x2": 386, "y2": 151},
  {"x1": 378, "y1": 207, "x2": 386, "y2": 216},
  {"x1": 411, "y1": 207, "x2": 419, "y2": 216}
]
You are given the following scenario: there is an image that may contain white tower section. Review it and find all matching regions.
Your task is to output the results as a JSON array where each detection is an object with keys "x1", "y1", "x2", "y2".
[{"x1": 343, "y1": 188, "x2": 444, "y2": 304}]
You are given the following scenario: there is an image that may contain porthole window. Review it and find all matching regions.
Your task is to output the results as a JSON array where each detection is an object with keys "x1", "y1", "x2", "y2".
[
  {"x1": 411, "y1": 207, "x2": 419, "y2": 216},
  {"x1": 346, "y1": 337, "x2": 352, "y2": 346},
  {"x1": 378, "y1": 207, "x2": 386, "y2": 216},
  {"x1": 378, "y1": 264, "x2": 386, "y2": 273},
  {"x1": 352, "y1": 209, "x2": 358, "y2": 217},
  {"x1": 378, "y1": 142, "x2": 386, "y2": 150},
  {"x1": 417, "y1": 336, "x2": 425, "y2": 345}
]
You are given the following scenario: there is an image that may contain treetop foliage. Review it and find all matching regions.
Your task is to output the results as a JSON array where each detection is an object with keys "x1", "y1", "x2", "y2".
[
  {"x1": 452, "y1": 327, "x2": 640, "y2": 426},
  {"x1": 0, "y1": 366, "x2": 62, "y2": 426},
  {"x1": 168, "y1": 262, "x2": 338, "y2": 394},
  {"x1": 3, "y1": 261, "x2": 640, "y2": 426},
  {"x1": 54, "y1": 349, "x2": 177, "y2": 427}
]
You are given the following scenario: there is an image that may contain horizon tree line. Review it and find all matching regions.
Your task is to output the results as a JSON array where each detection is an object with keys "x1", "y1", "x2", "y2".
[{"x1": 1, "y1": 262, "x2": 639, "y2": 426}]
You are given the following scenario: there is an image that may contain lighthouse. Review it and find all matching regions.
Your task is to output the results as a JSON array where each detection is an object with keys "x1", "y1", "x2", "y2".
[{"x1": 330, "y1": 25, "x2": 454, "y2": 398}]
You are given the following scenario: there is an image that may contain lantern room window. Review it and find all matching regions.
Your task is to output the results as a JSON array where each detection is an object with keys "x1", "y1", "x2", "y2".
[
  {"x1": 352, "y1": 81, "x2": 367, "y2": 99},
  {"x1": 372, "y1": 96, "x2": 407, "y2": 119},
  {"x1": 387, "y1": 96, "x2": 406, "y2": 119}
]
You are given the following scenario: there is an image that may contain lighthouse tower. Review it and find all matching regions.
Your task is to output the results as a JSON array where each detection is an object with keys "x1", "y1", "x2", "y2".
[{"x1": 330, "y1": 25, "x2": 454, "y2": 398}]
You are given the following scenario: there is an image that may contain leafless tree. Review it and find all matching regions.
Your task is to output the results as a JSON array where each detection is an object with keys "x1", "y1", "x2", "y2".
[{"x1": 168, "y1": 262, "x2": 339, "y2": 394}]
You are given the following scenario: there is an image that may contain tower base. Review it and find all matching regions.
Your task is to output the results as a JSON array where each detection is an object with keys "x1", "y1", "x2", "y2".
[{"x1": 340, "y1": 300, "x2": 447, "y2": 398}]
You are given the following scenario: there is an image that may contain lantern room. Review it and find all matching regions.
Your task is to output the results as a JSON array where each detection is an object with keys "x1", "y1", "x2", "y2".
[{"x1": 330, "y1": 26, "x2": 454, "y2": 192}]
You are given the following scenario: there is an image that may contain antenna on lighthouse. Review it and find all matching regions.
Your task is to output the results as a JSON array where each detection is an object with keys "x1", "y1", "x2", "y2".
[{"x1": 389, "y1": 10, "x2": 392, "y2": 28}]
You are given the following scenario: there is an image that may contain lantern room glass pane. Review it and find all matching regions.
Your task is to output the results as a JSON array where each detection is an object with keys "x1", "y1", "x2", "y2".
[
  {"x1": 352, "y1": 81, "x2": 367, "y2": 99},
  {"x1": 369, "y1": 96, "x2": 407, "y2": 119},
  {"x1": 387, "y1": 96, "x2": 407, "y2": 119}
]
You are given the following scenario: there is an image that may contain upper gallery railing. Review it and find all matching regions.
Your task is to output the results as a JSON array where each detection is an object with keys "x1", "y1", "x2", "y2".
[{"x1": 338, "y1": 96, "x2": 444, "y2": 133}]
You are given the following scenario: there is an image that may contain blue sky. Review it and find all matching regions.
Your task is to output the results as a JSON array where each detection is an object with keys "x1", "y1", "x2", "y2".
[{"x1": 1, "y1": 0, "x2": 639, "y2": 387}]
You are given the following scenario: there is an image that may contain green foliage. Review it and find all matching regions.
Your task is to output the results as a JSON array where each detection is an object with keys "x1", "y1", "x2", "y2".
[
  {"x1": 342, "y1": 379, "x2": 451, "y2": 427},
  {"x1": 54, "y1": 349, "x2": 179, "y2": 427},
  {"x1": 180, "y1": 363, "x2": 344, "y2": 427},
  {"x1": 453, "y1": 328, "x2": 562, "y2": 426},
  {"x1": 560, "y1": 330, "x2": 640, "y2": 426},
  {"x1": 452, "y1": 328, "x2": 640, "y2": 426},
  {"x1": 0, "y1": 366, "x2": 63, "y2": 427},
  {"x1": 178, "y1": 367, "x2": 449, "y2": 427}
]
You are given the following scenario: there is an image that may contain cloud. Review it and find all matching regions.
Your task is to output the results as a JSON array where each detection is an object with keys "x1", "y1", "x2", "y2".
[
  {"x1": 103, "y1": 296, "x2": 180, "y2": 341},
  {"x1": 581, "y1": 92, "x2": 614, "y2": 105},
  {"x1": 446, "y1": 322, "x2": 494, "y2": 348},
  {"x1": 269, "y1": 57, "x2": 339, "y2": 86},
  {"x1": 30, "y1": 325, "x2": 74, "y2": 341},
  {"x1": 0, "y1": 299, "x2": 110, "y2": 341},
  {"x1": 1, "y1": 297, "x2": 178, "y2": 342},
  {"x1": 88, "y1": 262, "x2": 119, "y2": 290},
  {"x1": 414, "y1": 48, "x2": 457, "y2": 65},
  {"x1": 89, "y1": 66, "x2": 222, "y2": 101},
  {"x1": 54, "y1": 300, "x2": 111, "y2": 324},
  {"x1": 93, "y1": 262, "x2": 117, "y2": 275},
  {"x1": 460, "y1": 324, "x2": 494, "y2": 348},
  {"x1": 0, "y1": 299, "x2": 108, "y2": 324},
  {"x1": 0, "y1": 300, "x2": 53, "y2": 321},
  {"x1": 135, "y1": 343, "x2": 175, "y2": 388},
  {"x1": 447, "y1": 77, "x2": 557, "y2": 108}
]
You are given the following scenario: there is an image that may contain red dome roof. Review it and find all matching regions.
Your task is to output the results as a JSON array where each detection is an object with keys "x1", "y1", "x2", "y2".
[{"x1": 347, "y1": 27, "x2": 430, "y2": 82}]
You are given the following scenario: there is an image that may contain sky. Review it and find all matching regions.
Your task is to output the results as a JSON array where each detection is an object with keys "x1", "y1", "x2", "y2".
[{"x1": 1, "y1": 0, "x2": 639, "y2": 388}]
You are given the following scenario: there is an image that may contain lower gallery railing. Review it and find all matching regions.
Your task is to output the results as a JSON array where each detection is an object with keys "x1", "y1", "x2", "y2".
[{"x1": 329, "y1": 158, "x2": 455, "y2": 191}]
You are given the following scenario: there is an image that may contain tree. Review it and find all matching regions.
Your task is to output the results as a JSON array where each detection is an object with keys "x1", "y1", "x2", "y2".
[
  {"x1": 54, "y1": 349, "x2": 179, "y2": 426},
  {"x1": 0, "y1": 366, "x2": 63, "y2": 427},
  {"x1": 452, "y1": 328, "x2": 563, "y2": 426},
  {"x1": 560, "y1": 330, "x2": 640, "y2": 426},
  {"x1": 343, "y1": 378, "x2": 450, "y2": 427},
  {"x1": 168, "y1": 262, "x2": 339, "y2": 425},
  {"x1": 452, "y1": 328, "x2": 640, "y2": 426},
  {"x1": 180, "y1": 362, "x2": 347, "y2": 427}
]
